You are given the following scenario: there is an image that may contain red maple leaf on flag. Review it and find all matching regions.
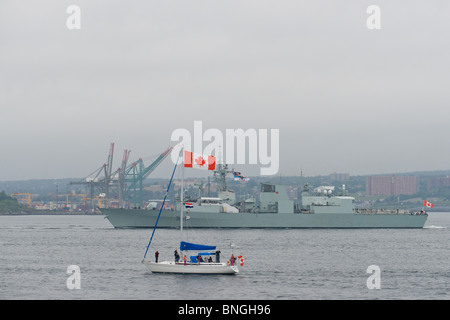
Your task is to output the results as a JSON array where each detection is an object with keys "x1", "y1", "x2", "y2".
[{"x1": 195, "y1": 156, "x2": 206, "y2": 166}]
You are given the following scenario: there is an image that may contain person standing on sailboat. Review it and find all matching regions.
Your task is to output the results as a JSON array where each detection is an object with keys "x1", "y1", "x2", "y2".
[
  {"x1": 230, "y1": 254, "x2": 236, "y2": 266},
  {"x1": 215, "y1": 250, "x2": 221, "y2": 263},
  {"x1": 155, "y1": 251, "x2": 159, "y2": 263}
]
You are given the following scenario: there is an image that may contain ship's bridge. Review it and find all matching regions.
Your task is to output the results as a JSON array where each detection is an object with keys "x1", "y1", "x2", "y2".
[{"x1": 259, "y1": 183, "x2": 294, "y2": 213}]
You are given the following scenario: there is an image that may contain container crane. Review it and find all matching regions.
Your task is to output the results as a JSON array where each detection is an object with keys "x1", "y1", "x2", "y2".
[
  {"x1": 69, "y1": 143, "x2": 173, "y2": 209},
  {"x1": 118, "y1": 149, "x2": 131, "y2": 207},
  {"x1": 69, "y1": 142, "x2": 115, "y2": 211},
  {"x1": 123, "y1": 146, "x2": 173, "y2": 207}
]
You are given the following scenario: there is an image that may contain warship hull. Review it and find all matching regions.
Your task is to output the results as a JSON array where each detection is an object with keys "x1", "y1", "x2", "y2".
[{"x1": 102, "y1": 208, "x2": 427, "y2": 229}]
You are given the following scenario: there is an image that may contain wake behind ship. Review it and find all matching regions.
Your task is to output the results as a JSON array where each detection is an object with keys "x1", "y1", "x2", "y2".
[{"x1": 101, "y1": 165, "x2": 428, "y2": 229}]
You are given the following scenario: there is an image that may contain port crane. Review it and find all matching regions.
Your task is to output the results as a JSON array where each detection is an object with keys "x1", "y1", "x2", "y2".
[
  {"x1": 69, "y1": 143, "x2": 173, "y2": 210},
  {"x1": 122, "y1": 146, "x2": 173, "y2": 207},
  {"x1": 10, "y1": 193, "x2": 31, "y2": 206}
]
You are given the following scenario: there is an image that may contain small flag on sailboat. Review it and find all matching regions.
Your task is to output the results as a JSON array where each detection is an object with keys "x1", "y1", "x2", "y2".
[
  {"x1": 424, "y1": 200, "x2": 434, "y2": 208},
  {"x1": 185, "y1": 202, "x2": 194, "y2": 209},
  {"x1": 233, "y1": 172, "x2": 249, "y2": 181},
  {"x1": 238, "y1": 255, "x2": 244, "y2": 266},
  {"x1": 184, "y1": 150, "x2": 216, "y2": 170}
]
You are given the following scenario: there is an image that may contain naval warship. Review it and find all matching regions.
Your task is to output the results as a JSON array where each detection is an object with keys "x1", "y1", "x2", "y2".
[{"x1": 101, "y1": 165, "x2": 428, "y2": 229}]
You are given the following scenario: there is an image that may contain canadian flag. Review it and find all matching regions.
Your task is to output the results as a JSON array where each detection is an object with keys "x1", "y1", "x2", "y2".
[
  {"x1": 184, "y1": 150, "x2": 216, "y2": 170},
  {"x1": 424, "y1": 200, "x2": 434, "y2": 208}
]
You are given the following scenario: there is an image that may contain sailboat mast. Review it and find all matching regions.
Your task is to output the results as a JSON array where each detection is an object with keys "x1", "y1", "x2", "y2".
[
  {"x1": 180, "y1": 148, "x2": 184, "y2": 234},
  {"x1": 143, "y1": 150, "x2": 180, "y2": 260}
]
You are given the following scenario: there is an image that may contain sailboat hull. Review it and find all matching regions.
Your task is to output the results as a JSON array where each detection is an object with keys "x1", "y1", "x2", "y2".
[{"x1": 142, "y1": 260, "x2": 239, "y2": 274}]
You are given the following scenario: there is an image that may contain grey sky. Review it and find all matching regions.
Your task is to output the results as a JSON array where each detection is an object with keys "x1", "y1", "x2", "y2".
[{"x1": 1, "y1": 1, "x2": 449, "y2": 180}]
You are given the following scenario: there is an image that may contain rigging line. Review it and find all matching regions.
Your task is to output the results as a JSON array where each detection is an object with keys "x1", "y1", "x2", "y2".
[{"x1": 143, "y1": 151, "x2": 180, "y2": 259}]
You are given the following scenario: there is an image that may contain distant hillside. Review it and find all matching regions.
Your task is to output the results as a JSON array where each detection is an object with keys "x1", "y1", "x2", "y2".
[{"x1": 1, "y1": 169, "x2": 449, "y2": 212}]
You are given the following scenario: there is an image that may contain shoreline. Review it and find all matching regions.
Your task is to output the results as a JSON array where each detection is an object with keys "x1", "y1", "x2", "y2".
[{"x1": 0, "y1": 211, "x2": 103, "y2": 216}]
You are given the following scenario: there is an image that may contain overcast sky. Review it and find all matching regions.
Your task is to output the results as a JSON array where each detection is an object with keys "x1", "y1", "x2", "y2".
[{"x1": 1, "y1": 1, "x2": 450, "y2": 181}]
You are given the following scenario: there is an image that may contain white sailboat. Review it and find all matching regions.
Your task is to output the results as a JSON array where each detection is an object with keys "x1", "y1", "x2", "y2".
[
  {"x1": 142, "y1": 241, "x2": 239, "y2": 274},
  {"x1": 141, "y1": 149, "x2": 240, "y2": 275}
]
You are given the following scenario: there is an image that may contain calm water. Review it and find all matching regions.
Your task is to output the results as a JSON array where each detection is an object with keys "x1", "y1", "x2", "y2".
[{"x1": 0, "y1": 213, "x2": 448, "y2": 300}]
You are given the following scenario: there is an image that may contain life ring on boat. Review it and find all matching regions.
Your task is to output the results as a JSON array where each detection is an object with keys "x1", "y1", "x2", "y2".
[{"x1": 226, "y1": 260, "x2": 230, "y2": 266}]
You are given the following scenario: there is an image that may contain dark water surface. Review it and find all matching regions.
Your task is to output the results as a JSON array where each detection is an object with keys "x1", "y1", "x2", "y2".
[{"x1": 0, "y1": 213, "x2": 448, "y2": 299}]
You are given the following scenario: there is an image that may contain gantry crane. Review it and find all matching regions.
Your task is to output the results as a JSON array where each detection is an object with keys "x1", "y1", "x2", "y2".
[
  {"x1": 69, "y1": 143, "x2": 173, "y2": 209},
  {"x1": 122, "y1": 146, "x2": 173, "y2": 207},
  {"x1": 69, "y1": 143, "x2": 115, "y2": 211},
  {"x1": 11, "y1": 193, "x2": 31, "y2": 206}
]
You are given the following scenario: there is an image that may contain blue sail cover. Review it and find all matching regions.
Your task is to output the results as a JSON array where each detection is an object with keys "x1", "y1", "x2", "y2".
[{"x1": 180, "y1": 241, "x2": 216, "y2": 251}]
